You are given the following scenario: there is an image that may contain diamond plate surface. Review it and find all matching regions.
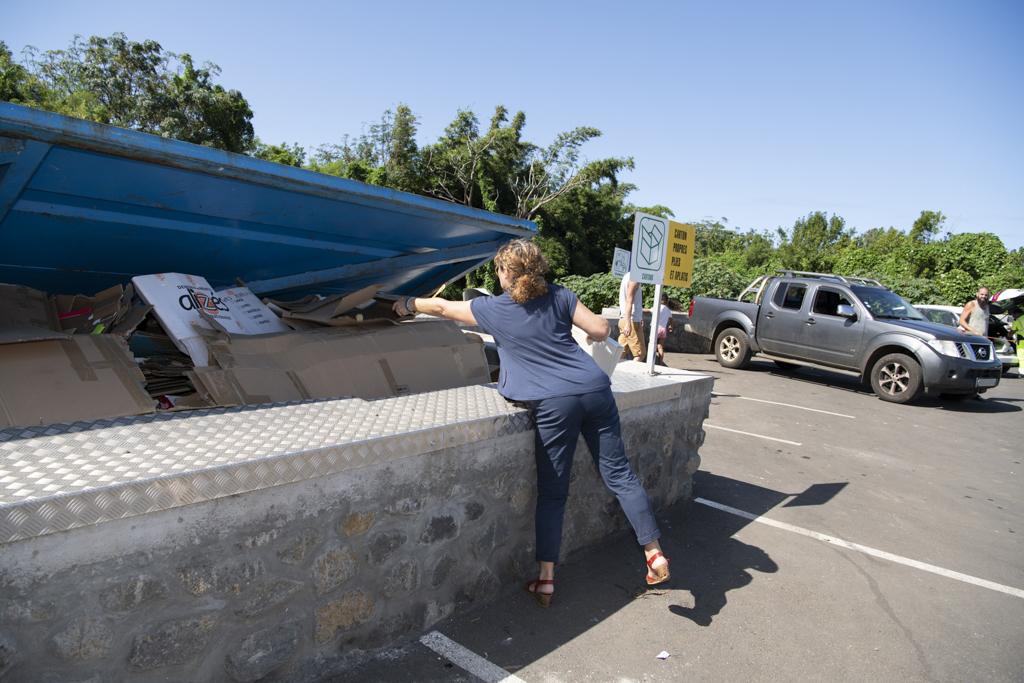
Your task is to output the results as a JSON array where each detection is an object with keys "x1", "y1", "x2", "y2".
[{"x1": 0, "y1": 370, "x2": 695, "y2": 542}]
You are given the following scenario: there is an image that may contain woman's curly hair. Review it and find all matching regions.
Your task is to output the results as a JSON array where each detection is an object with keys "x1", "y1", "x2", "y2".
[{"x1": 495, "y1": 239, "x2": 550, "y2": 304}]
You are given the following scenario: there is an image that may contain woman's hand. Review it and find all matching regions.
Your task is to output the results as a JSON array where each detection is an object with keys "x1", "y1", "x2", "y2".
[{"x1": 393, "y1": 298, "x2": 415, "y2": 317}]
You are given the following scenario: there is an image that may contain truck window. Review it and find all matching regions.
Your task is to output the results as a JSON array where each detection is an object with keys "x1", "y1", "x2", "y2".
[
  {"x1": 773, "y1": 283, "x2": 807, "y2": 310},
  {"x1": 812, "y1": 288, "x2": 853, "y2": 316}
]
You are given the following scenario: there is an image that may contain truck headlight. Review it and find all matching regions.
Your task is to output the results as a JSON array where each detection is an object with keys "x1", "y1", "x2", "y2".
[{"x1": 927, "y1": 339, "x2": 960, "y2": 357}]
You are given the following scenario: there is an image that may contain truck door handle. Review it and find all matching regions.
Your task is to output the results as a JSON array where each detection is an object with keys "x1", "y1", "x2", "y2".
[
  {"x1": 765, "y1": 312, "x2": 775, "y2": 318},
  {"x1": 804, "y1": 318, "x2": 816, "y2": 324}
]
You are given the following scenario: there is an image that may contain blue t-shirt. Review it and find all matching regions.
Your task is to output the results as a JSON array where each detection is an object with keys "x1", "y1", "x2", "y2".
[{"x1": 470, "y1": 285, "x2": 611, "y2": 401}]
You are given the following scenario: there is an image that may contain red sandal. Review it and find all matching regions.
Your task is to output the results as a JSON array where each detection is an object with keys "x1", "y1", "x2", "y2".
[
  {"x1": 646, "y1": 552, "x2": 670, "y2": 585},
  {"x1": 525, "y1": 578, "x2": 554, "y2": 608}
]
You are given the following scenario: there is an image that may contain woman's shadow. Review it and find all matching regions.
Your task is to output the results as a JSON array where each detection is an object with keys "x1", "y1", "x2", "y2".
[{"x1": 667, "y1": 534, "x2": 777, "y2": 626}]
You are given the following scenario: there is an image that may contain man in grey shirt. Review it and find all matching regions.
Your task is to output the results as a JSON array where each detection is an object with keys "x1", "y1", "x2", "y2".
[{"x1": 960, "y1": 286, "x2": 990, "y2": 337}]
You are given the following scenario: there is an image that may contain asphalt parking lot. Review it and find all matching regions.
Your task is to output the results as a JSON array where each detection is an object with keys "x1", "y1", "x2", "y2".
[{"x1": 322, "y1": 353, "x2": 1024, "y2": 683}]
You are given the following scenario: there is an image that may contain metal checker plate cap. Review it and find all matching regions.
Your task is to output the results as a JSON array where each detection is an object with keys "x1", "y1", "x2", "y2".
[{"x1": 0, "y1": 371, "x2": 691, "y2": 542}]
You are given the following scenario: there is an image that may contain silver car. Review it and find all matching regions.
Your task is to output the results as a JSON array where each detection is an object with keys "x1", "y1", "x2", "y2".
[{"x1": 913, "y1": 304, "x2": 1018, "y2": 375}]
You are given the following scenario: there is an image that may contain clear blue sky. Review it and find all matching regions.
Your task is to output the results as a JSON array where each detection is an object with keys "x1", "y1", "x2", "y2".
[{"x1": 6, "y1": 0, "x2": 1023, "y2": 249}]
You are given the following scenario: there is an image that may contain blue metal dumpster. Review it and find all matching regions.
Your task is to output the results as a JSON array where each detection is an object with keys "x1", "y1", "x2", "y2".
[{"x1": 0, "y1": 102, "x2": 535, "y2": 298}]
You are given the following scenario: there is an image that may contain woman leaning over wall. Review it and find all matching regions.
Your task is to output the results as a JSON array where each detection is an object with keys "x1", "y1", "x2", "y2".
[{"x1": 392, "y1": 238, "x2": 670, "y2": 607}]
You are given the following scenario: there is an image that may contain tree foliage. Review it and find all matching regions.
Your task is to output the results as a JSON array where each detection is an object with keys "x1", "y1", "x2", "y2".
[{"x1": 3, "y1": 33, "x2": 254, "y2": 152}]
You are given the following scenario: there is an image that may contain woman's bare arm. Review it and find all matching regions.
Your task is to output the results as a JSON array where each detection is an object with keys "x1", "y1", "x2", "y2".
[
  {"x1": 393, "y1": 297, "x2": 478, "y2": 325},
  {"x1": 572, "y1": 301, "x2": 610, "y2": 341}
]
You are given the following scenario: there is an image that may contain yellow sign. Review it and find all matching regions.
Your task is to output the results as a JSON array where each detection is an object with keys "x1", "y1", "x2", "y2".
[{"x1": 663, "y1": 221, "x2": 695, "y2": 287}]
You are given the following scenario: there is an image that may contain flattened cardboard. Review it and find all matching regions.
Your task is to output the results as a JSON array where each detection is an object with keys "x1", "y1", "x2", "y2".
[
  {"x1": 55, "y1": 284, "x2": 125, "y2": 334},
  {"x1": 283, "y1": 285, "x2": 381, "y2": 324},
  {"x1": 571, "y1": 326, "x2": 622, "y2": 378},
  {"x1": 0, "y1": 335, "x2": 155, "y2": 429},
  {"x1": 0, "y1": 283, "x2": 60, "y2": 331},
  {"x1": 0, "y1": 325, "x2": 70, "y2": 346},
  {"x1": 197, "y1": 319, "x2": 490, "y2": 406}
]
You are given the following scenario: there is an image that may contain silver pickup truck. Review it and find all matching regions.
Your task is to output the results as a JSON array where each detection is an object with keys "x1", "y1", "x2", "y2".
[{"x1": 684, "y1": 270, "x2": 1002, "y2": 403}]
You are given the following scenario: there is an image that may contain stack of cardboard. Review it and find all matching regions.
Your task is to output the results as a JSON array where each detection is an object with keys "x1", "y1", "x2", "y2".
[
  {"x1": 0, "y1": 283, "x2": 155, "y2": 429},
  {"x1": 0, "y1": 275, "x2": 492, "y2": 430}
]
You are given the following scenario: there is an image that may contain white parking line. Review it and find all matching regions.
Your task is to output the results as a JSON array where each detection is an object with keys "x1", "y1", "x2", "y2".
[
  {"x1": 704, "y1": 423, "x2": 802, "y2": 446},
  {"x1": 696, "y1": 497, "x2": 1024, "y2": 599},
  {"x1": 420, "y1": 631, "x2": 528, "y2": 683},
  {"x1": 712, "y1": 393, "x2": 855, "y2": 418}
]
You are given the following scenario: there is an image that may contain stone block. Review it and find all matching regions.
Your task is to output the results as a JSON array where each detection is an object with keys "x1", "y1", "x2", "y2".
[
  {"x1": 4, "y1": 600, "x2": 57, "y2": 622},
  {"x1": 419, "y1": 515, "x2": 458, "y2": 545},
  {"x1": 178, "y1": 557, "x2": 264, "y2": 596},
  {"x1": 129, "y1": 615, "x2": 216, "y2": 669},
  {"x1": 99, "y1": 576, "x2": 168, "y2": 613},
  {"x1": 430, "y1": 554, "x2": 458, "y2": 588},
  {"x1": 486, "y1": 470, "x2": 513, "y2": 498},
  {"x1": 340, "y1": 511, "x2": 376, "y2": 536},
  {"x1": 278, "y1": 529, "x2": 320, "y2": 565},
  {"x1": 473, "y1": 517, "x2": 509, "y2": 558},
  {"x1": 382, "y1": 560, "x2": 419, "y2": 598},
  {"x1": 313, "y1": 545, "x2": 358, "y2": 594},
  {"x1": 315, "y1": 591, "x2": 374, "y2": 645},
  {"x1": 582, "y1": 521, "x2": 606, "y2": 543},
  {"x1": 53, "y1": 616, "x2": 112, "y2": 661},
  {"x1": 462, "y1": 567, "x2": 501, "y2": 604},
  {"x1": 385, "y1": 498, "x2": 426, "y2": 515},
  {"x1": 225, "y1": 619, "x2": 303, "y2": 683},
  {"x1": 363, "y1": 613, "x2": 414, "y2": 650},
  {"x1": 507, "y1": 542, "x2": 536, "y2": 582},
  {"x1": 367, "y1": 531, "x2": 407, "y2": 566},
  {"x1": 463, "y1": 501, "x2": 485, "y2": 521},
  {"x1": 237, "y1": 578, "x2": 304, "y2": 618},
  {"x1": 240, "y1": 528, "x2": 280, "y2": 549},
  {"x1": 506, "y1": 481, "x2": 533, "y2": 516}
]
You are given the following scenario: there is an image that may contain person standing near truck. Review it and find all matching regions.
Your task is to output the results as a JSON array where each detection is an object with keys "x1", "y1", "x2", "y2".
[
  {"x1": 959, "y1": 286, "x2": 991, "y2": 337},
  {"x1": 1011, "y1": 309, "x2": 1024, "y2": 375},
  {"x1": 618, "y1": 272, "x2": 646, "y2": 362},
  {"x1": 655, "y1": 292, "x2": 673, "y2": 366},
  {"x1": 392, "y1": 239, "x2": 670, "y2": 606}
]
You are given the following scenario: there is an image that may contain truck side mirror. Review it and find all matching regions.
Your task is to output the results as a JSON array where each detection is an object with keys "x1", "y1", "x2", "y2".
[{"x1": 837, "y1": 304, "x2": 856, "y2": 319}]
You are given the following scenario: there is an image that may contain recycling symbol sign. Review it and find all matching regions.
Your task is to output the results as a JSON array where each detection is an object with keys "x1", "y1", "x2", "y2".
[{"x1": 630, "y1": 213, "x2": 668, "y2": 284}]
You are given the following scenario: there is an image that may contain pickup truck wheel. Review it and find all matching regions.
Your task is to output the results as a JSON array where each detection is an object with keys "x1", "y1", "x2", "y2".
[
  {"x1": 870, "y1": 353, "x2": 924, "y2": 404},
  {"x1": 714, "y1": 328, "x2": 752, "y2": 369}
]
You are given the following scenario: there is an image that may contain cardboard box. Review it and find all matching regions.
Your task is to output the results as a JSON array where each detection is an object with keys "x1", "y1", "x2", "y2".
[
  {"x1": 0, "y1": 335, "x2": 155, "y2": 429},
  {"x1": 189, "y1": 319, "x2": 490, "y2": 405},
  {"x1": 0, "y1": 283, "x2": 60, "y2": 331},
  {"x1": 133, "y1": 274, "x2": 290, "y2": 366}
]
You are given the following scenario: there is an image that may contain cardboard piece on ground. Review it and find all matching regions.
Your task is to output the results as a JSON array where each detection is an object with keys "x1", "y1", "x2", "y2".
[
  {"x1": 571, "y1": 326, "x2": 622, "y2": 378},
  {"x1": 0, "y1": 335, "x2": 155, "y2": 429},
  {"x1": 0, "y1": 283, "x2": 61, "y2": 331},
  {"x1": 194, "y1": 319, "x2": 490, "y2": 406}
]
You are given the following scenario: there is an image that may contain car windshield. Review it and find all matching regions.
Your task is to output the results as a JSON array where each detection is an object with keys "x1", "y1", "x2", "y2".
[{"x1": 851, "y1": 286, "x2": 924, "y2": 320}]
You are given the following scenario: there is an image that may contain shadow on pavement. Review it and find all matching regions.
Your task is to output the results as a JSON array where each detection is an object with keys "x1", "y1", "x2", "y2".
[{"x1": 319, "y1": 471, "x2": 848, "y2": 681}]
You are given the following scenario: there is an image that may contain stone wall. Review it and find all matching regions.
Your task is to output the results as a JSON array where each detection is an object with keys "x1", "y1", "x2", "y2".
[{"x1": 0, "y1": 375, "x2": 711, "y2": 682}]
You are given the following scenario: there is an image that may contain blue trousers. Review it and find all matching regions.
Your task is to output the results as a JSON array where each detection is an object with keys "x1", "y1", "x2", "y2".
[{"x1": 531, "y1": 385, "x2": 661, "y2": 563}]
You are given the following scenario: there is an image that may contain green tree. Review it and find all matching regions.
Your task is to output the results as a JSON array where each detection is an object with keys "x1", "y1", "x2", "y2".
[
  {"x1": 776, "y1": 211, "x2": 853, "y2": 273},
  {"x1": 6, "y1": 33, "x2": 254, "y2": 153},
  {"x1": 161, "y1": 54, "x2": 254, "y2": 153},
  {"x1": 910, "y1": 210, "x2": 946, "y2": 243},
  {"x1": 253, "y1": 140, "x2": 306, "y2": 167}
]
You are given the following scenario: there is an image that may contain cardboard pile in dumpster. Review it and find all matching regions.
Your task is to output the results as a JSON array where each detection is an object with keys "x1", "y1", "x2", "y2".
[{"x1": 0, "y1": 275, "x2": 490, "y2": 430}]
